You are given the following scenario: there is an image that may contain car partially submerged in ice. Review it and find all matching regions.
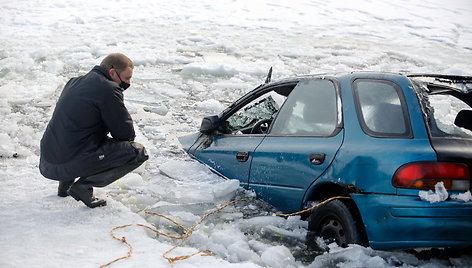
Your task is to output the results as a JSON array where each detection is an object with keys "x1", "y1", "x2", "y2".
[{"x1": 179, "y1": 72, "x2": 472, "y2": 251}]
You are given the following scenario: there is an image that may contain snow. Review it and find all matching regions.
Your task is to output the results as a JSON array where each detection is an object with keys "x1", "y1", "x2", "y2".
[
  {"x1": 1, "y1": 0, "x2": 472, "y2": 267},
  {"x1": 419, "y1": 182, "x2": 449, "y2": 203},
  {"x1": 451, "y1": 191, "x2": 472, "y2": 202},
  {"x1": 195, "y1": 99, "x2": 224, "y2": 113},
  {"x1": 261, "y1": 246, "x2": 297, "y2": 268},
  {"x1": 419, "y1": 182, "x2": 472, "y2": 204}
]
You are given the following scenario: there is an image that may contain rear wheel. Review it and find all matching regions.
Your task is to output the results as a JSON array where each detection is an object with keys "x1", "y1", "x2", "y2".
[{"x1": 307, "y1": 199, "x2": 362, "y2": 248}]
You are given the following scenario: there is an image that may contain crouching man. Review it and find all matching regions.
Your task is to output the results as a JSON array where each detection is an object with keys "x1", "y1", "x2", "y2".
[{"x1": 39, "y1": 53, "x2": 148, "y2": 208}]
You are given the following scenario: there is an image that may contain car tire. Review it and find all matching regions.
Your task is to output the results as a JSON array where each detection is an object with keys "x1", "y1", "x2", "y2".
[{"x1": 307, "y1": 199, "x2": 362, "y2": 248}]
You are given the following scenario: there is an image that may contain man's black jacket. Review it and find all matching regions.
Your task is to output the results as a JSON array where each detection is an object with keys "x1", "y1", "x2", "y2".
[{"x1": 39, "y1": 66, "x2": 135, "y2": 181}]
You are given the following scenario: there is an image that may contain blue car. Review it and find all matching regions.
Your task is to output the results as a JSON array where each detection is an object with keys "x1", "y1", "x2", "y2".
[{"x1": 179, "y1": 72, "x2": 472, "y2": 251}]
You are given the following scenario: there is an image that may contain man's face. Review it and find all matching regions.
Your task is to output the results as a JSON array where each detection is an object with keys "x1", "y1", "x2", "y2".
[{"x1": 111, "y1": 66, "x2": 133, "y2": 86}]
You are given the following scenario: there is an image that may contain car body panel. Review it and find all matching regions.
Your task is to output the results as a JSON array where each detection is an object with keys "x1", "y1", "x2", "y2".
[
  {"x1": 189, "y1": 135, "x2": 265, "y2": 187},
  {"x1": 179, "y1": 132, "x2": 201, "y2": 153},
  {"x1": 351, "y1": 193, "x2": 472, "y2": 250},
  {"x1": 316, "y1": 74, "x2": 438, "y2": 195},
  {"x1": 311, "y1": 139, "x2": 438, "y2": 196},
  {"x1": 249, "y1": 131, "x2": 344, "y2": 212}
]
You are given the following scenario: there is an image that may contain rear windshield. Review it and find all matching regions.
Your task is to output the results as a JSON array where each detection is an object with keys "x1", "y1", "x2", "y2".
[{"x1": 426, "y1": 93, "x2": 472, "y2": 139}]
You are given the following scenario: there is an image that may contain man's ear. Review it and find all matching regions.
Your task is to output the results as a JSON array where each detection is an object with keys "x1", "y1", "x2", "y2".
[{"x1": 108, "y1": 68, "x2": 115, "y2": 77}]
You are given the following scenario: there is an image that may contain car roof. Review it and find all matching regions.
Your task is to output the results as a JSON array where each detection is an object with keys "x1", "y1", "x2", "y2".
[
  {"x1": 264, "y1": 72, "x2": 472, "y2": 93},
  {"x1": 265, "y1": 71, "x2": 404, "y2": 84},
  {"x1": 219, "y1": 72, "x2": 472, "y2": 120}
]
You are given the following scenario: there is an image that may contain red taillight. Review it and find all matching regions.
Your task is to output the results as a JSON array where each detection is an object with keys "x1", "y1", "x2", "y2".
[{"x1": 392, "y1": 162, "x2": 470, "y2": 190}]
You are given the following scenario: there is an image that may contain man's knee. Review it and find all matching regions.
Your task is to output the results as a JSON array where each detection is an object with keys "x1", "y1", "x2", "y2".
[{"x1": 131, "y1": 141, "x2": 149, "y2": 163}]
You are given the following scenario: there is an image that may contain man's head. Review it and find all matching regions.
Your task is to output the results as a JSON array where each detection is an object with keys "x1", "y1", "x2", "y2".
[{"x1": 100, "y1": 53, "x2": 134, "y2": 90}]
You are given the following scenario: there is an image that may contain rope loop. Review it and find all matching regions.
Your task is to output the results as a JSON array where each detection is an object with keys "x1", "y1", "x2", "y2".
[{"x1": 100, "y1": 199, "x2": 248, "y2": 268}]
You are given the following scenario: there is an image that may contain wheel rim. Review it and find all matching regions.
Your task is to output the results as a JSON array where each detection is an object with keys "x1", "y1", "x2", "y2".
[{"x1": 318, "y1": 216, "x2": 347, "y2": 247}]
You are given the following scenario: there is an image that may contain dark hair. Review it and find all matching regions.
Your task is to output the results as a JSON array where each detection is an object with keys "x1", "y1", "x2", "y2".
[{"x1": 100, "y1": 53, "x2": 134, "y2": 72}]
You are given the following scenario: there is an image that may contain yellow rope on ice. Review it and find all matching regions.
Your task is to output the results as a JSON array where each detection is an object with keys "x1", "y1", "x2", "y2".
[
  {"x1": 100, "y1": 196, "x2": 352, "y2": 268},
  {"x1": 275, "y1": 196, "x2": 352, "y2": 217},
  {"x1": 99, "y1": 199, "x2": 248, "y2": 268}
]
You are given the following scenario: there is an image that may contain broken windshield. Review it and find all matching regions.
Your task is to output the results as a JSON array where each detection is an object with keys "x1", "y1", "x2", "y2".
[{"x1": 226, "y1": 95, "x2": 280, "y2": 133}]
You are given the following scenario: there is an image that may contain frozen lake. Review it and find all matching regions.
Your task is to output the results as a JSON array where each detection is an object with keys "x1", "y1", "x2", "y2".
[{"x1": 1, "y1": 0, "x2": 471, "y2": 267}]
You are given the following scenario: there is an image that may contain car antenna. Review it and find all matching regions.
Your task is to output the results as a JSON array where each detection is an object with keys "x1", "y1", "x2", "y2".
[{"x1": 265, "y1": 67, "x2": 273, "y2": 84}]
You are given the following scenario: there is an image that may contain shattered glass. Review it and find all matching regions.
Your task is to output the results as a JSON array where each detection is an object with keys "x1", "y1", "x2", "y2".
[
  {"x1": 226, "y1": 96, "x2": 279, "y2": 133},
  {"x1": 412, "y1": 79, "x2": 472, "y2": 138},
  {"x1": 428, "y1": 94, "x2": 472, "y2": 138}
]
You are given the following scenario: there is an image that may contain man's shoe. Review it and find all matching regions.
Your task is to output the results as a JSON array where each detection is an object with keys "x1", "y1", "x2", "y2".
[
  {"x1": 67, "y1": 183, "x2": 107, "y2": 208},
  {"x1": 58, "y1": 180, "x2": 75, "y2": 197}
]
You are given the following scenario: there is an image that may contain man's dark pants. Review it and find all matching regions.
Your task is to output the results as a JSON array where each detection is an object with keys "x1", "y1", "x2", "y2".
[{"x1": 61, "y1": 139, "x2": 148, "y2": 207}]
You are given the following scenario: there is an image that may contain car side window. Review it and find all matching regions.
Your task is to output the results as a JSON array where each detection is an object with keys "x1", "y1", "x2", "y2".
[
  {"x1": 270, "y1": 79, "x2": 338, "y2": 136},
  {"x1": 222, "y1": 91, "x2": 287, "y2": 134},
  {"x1": 353, "y1": 79, "x2": 412, "y2": 138}
]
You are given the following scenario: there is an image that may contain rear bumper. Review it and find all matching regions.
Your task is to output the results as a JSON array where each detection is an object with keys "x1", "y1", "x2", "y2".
[{"x1": 351, "y1": 194, "x2": 472, "y2": 250}]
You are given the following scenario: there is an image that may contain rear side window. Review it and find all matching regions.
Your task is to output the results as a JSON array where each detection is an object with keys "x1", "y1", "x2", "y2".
[
  {"x1": 353, "y1": 79, "x2": 412, "y2": 138},
  {"x1": 270, "y1": 79, "x2": 338, "y2": 136}
]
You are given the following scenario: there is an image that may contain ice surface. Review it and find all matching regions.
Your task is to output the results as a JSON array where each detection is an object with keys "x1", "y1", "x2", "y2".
[
  {"x1": 0, "y1": 133, "x2": 15, "y2": 157},
  {"x1": 1, "y1": 0, "x2": 472, "y2": 267},
  {"x1": 195, "y1": 99, "x2": 224, "y2": 113},
  {"x1": 261, "y1": 246, "x2": 297, "y2": 268}
]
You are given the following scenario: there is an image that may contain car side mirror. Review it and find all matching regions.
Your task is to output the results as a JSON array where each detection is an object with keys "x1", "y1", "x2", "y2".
[
  {"x1": 454, "y1": 110, "x2": 472, "y2": 131},
  {"x1": 200, "y1": 115, "x2": 220, "y2": 134}
]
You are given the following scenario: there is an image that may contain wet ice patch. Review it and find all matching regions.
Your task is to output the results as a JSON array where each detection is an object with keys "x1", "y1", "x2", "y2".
[
  {"x1": 114, "y1": 173, "x2": 145, "y2": 189},
  {"x1": 142, "y1": 125, "x2": 166, "y2": 140},
  {"x1": 143, "y1": 106, "x2": 169, "y2": 116},
  {"x1": 418, "y1": 182, "x2": 449, "y2": 203},
  {"x1": 309, "y1": 243, "x2": 425, "y2": 268},
  {"x1": 167, "y1": 178, "x2": 240, "y2": 203},
  {"x1": 240, "y1": 215, "x2": 287, "y2": 230},
  {"x1": 309, "y1": 245, "x2": 387, "y2": 268},
  {"x1": 261, "y1": 245, "x2": 297, "y2": 268},
  {"x1": 0, "y1": 133, "x2": 16, "y2": 157},
  {"x1": 189, "y1": 225, "x2": 262, "y2": 264},
  {"x1": 148, "y1": 83, "x2": 185, "y2": 98},
  {"x1": 195, "y1": 99, "x2": 224, "y2": 112},
  {"x1": 181, "y1": 62, "x2": 238, "y2": 77},
  {"x1": 239, "y1": 215, "x2": 308, "y2": 243},
  {"x1": 159, "y1": 159, "x2": 240, "y2": 202},
  {"x1": 147, "y1": 189, "x2": 307, "y2": 266},
  {"x1": 212, "y1": 179, "x2": 240, "y2": 200},
  {"x1": 159, "y1": 159, "x2": 221, "y2": 182},
  {"x1": 0, "y1": 99, "x2": 11, "y2": 114}
]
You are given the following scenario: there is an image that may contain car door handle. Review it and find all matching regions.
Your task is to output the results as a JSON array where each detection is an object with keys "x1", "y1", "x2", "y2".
[
  {"x1": 310, "y1": 153, "x2": 325, "y2": 165},
  {"x1": 236, "y1": 151, "x2": 249, "y2": 162}
]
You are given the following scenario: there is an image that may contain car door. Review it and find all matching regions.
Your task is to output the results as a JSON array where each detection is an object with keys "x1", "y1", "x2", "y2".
[
  {"x1": 190, "y1": 85, "x2": 292, "y2": 188},
  {"x1": 249, "y1": 79, "x2": 344, "y2": 213},
  {"x1": 191, "y1": 135, "x2": 265, "y2": 187}
]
